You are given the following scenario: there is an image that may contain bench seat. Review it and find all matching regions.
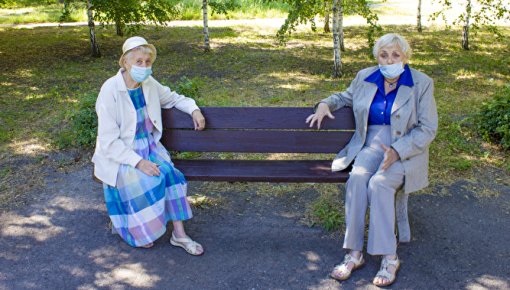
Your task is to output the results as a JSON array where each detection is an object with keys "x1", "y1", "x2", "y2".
[{"x1": 173, "y1": 159, "x2": 350, "y2": 183}]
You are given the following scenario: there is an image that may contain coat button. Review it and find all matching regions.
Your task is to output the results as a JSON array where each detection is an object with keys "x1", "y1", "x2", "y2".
[
  {"x1": 154, "y1": 120, "x2": 157, "y2": 124},
  {"x1": 396, "y1": 131, "x2": 401, "y2": 135},
  {"x1": 396, "y1": 115, "x2": 400, "y2": 119}
]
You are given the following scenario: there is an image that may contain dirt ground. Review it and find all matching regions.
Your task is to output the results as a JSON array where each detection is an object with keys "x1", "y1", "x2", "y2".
[{"x1": 0, "y1": 151, "x2": 509, "y2": 290}]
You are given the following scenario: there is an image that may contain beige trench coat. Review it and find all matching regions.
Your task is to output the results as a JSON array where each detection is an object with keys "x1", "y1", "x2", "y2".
[
  {"x1": 320, "y1": 66, "x2": 438, "y2": 193},
  {"x1": 92, "y1": 69, "x2": 199, "y2": 187}
]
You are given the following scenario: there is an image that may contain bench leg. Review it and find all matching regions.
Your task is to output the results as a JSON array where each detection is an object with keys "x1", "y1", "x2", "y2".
[{"x1": 395, "y1": 189, "x2": 410, "y2": 243}]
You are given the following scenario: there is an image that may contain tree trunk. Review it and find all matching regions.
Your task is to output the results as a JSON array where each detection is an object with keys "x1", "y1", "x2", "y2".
[
  {"x1": 417, "y1": 0, "x2": 422, "y2": 32},
  {"x1": 324, "y1": 13, "x2": 330, "y2": 33},
  {"x1": 462, "y1": 0, "x2": 471, "y2": 50},
  {"x1": 338, "y1": 0, "x2": 344, "y2": 52},
  {"x1": 332, "y1": 0, "x2": 342, "y2": 77},
  {"x1": 115, "y1": 19, "x2": 124, "y2": 37},
  {"x1": 87, "y1": 0, "x2": 101, "y2": 57},
  {"x1": 202, "y1": 0, "x2": 210, "y2": 52}
]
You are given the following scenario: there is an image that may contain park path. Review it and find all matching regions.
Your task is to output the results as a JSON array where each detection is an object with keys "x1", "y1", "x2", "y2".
[{"x1": 0, "y1": 159, "x2": 509, "y2": 289}]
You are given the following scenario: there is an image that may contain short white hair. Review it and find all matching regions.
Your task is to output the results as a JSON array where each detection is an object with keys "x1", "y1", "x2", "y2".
[{"x1": 373, "y1": 33, "x2": 412, "y2": 60}]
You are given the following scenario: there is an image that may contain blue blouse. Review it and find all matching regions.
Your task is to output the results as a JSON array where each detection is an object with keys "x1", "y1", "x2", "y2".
[{"x1": 365, "y1": 64, "x2": 414, "y2": 125}]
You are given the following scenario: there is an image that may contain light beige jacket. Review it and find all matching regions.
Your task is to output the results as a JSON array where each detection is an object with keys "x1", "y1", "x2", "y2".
[
  {"x1": 92, "y1": 69, "x2": 199, "y2": 186},
  {"x1": 321, "y1": 66, "x2": 438, "y2": 193}
]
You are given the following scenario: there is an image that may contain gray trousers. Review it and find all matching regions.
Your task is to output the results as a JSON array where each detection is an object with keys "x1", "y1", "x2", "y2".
[{"x1": 343, "y1": 125, "x2": 404, "y2": 255}]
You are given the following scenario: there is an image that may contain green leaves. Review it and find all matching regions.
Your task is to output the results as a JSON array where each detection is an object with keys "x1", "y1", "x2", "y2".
[{"x1": 476, "y1": 85, "x2": 510, "y2": 150}]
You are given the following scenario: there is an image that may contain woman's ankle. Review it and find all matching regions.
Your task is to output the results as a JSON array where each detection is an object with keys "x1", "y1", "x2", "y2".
[{"x1": 349, "y1": 250, "x2": 362, "y2": 259}]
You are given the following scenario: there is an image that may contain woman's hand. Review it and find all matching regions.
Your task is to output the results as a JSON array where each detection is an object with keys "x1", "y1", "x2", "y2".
[
  {"x1": 306, "y1": 102, "x2": 335, "y2": 129},
  {"x1": 192, "y1": 110, "x2": 206, "y2": 131},
  {"x1": 136, "y1": 159, "x2": 161, "y2": 176},
  {"x1": 380, "y1": 144, "x2": 400, "y2": 170}
]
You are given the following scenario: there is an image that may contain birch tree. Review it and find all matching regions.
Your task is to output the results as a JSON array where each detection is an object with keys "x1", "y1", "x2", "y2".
[
  {"x1": 332, "y1": 0, "x2": 342, "y2": 77},
  {"x1": 275, "y1": 0, "x2": 380, "y2": 77},
  {"x1": 417, "y1": 0, "x2": 422, "y2": 32},
  {"x1": 430, "y1": 0, "x2": 510, "y2": 50},
  {"x1": 200, "y1": 0, "x2": 238, "y2": 51},
  {"x1": 87, "y1": 0, "x2": 100, "y2": 57},
  {"x1": 202, "y1": 0, "x2": 210, "y2": 51}
]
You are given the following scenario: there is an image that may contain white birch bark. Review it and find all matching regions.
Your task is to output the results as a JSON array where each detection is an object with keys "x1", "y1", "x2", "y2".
[
  {"x1": 338, "y1": 0, "x2": 344, "y2": 52},
  {"x1": 462, "y1": 0, "x2": 471, "y2": 50},
  {"x1": 332, "y1": 0, "x2": 342, "y2": 77},
  {"x1": 417, "y1": 0, "x2": 422, "y2": 32},
  {"x1": 203, "y1": 0, "x2": 210, "y2": 51},
  {"x1": 87, "y1": 0, "x2": 100, "y2": 57}
]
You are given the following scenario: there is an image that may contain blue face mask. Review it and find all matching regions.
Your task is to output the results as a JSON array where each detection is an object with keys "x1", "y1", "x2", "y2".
[
  {"x1": 129, "y1": 65, "x2": 152, "y2": 83},
  {"x1": 378, "y1": 62, "x2": 404, "y2": 79}
]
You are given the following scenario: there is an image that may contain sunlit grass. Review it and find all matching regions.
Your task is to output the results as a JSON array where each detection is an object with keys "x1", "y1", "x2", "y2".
[{"x1": 0, "y1": 4, "x2": 87, "y2": 24}]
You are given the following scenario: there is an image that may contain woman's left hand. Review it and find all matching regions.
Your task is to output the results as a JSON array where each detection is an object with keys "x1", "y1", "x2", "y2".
[
  {"x1": 380, "y1": 144, "x2": 400, "y2": 170},
  {"x1": 192, "y1": 110, "x2": 206, "y2": 131}
]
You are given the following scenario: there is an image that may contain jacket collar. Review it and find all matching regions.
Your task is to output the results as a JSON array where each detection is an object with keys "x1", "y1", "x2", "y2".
[{"x1": 364, "y1": 64, "x2": 414, "y2": 90}]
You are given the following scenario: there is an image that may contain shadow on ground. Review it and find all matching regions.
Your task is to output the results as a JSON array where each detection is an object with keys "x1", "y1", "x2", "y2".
[{"x1": 0, "y1": 161, "x2": 509, "y2": 289}]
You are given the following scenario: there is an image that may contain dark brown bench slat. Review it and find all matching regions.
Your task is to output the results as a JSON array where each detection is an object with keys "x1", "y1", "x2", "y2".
[
  {"x1": 173, "y1": 159, "x2": 350, "y2": 183},
  {"x1": 162, "y1": 107, "x2": 355, "y2": 130},
  {"x1": 164, "y1": 130, "x2": 354, "y2": 153}
]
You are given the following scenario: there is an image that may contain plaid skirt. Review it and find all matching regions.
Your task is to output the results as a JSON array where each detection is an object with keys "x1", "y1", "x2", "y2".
[{"x1": 103, "y1": 86, "x2": 192, "y2": 247}]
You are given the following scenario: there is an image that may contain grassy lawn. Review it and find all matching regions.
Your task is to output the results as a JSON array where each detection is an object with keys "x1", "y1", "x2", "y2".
[
  {"x1": 0, "y1": 23, "x2": 509, "y2": 226},
  {"x1": 0, "y1": 0, "x2": 289, "y2": 24}
]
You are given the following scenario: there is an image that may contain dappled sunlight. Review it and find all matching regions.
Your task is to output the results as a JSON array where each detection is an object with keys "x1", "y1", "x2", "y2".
[
  {"x1": 302, "y1": 251, "x2": 321, "y2": 271},
  {"x1": 466, "y1": 275, "x2": 509, "y2": 290},
  {"x1": 1, "y1": 213, "x2": 64, "y2": 242},
  {"x1": 454, "y1": 69, "x2": 480, "y2": 80},
  {"x1": 308, "y1": 279, "x2": 342, "y2": 290},
  {"x1": 89, "y1": 246, "x2": 130, "y2": 267},
  {"x1": 8, "y1": 138, "x2": 50, "y2": 156},
  {"x1": 267, "y1": 72, "x2": 321, "y2": 85},
  {"x1": 14, "y1": 68, "x2": 33, "y2": 78},
  {"x1": 60, "y1": 266, "x2": 88, "y2": 278},
  {"x1": 94, "y1": 263, "x2": 161, "y2": 288}
]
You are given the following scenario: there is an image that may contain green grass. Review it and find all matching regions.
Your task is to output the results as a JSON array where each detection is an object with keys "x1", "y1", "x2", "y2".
[
  {"x1": 0, "y1": 0, "x2": 289, "y2": 24},
  {"x1": 0, "y1": 23, "x2": 509, "y2": 229},
  {"x1": 0, "y1": 3, "x2": 87, "y2": 24}
]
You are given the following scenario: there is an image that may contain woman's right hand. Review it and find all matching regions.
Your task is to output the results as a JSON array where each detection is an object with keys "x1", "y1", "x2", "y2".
[
  {"x1": 306, "y1": 102, "x2": 335, "y2": 129},
  {"x1": 135, "y1": 159, "x2": 161, "y2": 176}
]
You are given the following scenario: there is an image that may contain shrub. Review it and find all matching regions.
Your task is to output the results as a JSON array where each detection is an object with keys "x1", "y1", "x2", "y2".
[
  {"x1": 476, "y1": 86, "x2": 510, "y2": 150},
  {"x1": 56, "y1": 92, "x2": 97, "y2": 149},
  {"x1": 173, "y1": 76, "x2": 200, "y2": 99}
]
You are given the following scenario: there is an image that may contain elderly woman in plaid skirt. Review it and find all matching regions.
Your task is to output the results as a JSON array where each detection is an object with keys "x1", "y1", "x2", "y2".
[{"x1": 92, "y1": 36, "x2": 205, "y2": 254}]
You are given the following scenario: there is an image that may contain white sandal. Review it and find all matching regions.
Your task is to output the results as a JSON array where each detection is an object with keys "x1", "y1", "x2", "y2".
[
  {"x1": 330, "y1": 253, "x2": 365, "y2": 281},
  {"x1": 373, "y1": 256, "x2": 400, "y2": 287},
  {"x1": 170, "y1": 232, "x2": 204, "y2": 256}
]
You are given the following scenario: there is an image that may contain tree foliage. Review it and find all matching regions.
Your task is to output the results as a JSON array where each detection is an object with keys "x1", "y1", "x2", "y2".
[
  {"x1": 430, "y1": 0, "x2": 510, "y2": 48},
  {"x1": 91, "y1": 0, "x2": 179, "y2": 35},
  {"x1": 274, "y1": 0, "x2": 381, "y2": 47}
]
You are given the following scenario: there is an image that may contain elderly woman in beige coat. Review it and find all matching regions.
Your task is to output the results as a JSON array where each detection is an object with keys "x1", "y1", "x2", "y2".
[
  {"x1": 307, "y1": 33, "x2": 438, "y2": 286},
  {"x1": 93, "y1": 36, "x2": 206, "y2": 254}
]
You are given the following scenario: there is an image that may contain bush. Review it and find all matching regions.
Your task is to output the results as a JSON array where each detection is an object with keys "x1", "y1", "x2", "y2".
[
  {"x1": 56, "y1": 92, "x2": 97, "y2": 149},
  {"x1": 476, "y1": 86, "x2": 510, "y2": 150},
  {"x1": 173, "y1": 76, "x2": 200, "y2": 99}
]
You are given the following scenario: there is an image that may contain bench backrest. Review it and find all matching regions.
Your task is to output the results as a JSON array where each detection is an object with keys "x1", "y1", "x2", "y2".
[{"x1": 161, "y1": 107, "x2": 355, "y2": 154}]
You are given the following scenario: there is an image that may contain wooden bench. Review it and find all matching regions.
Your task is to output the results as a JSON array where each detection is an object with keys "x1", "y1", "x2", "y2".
[{"x1": 161, "y1": 107, "x2": 411, "y2": 243}]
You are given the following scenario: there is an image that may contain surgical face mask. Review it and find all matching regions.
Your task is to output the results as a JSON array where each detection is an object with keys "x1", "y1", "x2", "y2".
[
  {"x1": 378, "y1": 62, "x2": 404, "y2": 79},
  {"x1": 129, "y1": 65, "x2": 152, "y2": 83}
]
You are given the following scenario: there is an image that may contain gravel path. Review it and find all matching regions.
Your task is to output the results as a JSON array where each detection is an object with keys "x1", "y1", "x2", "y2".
[{"x1": 1, "y1": 161, "x2": 508, "y2": 289}]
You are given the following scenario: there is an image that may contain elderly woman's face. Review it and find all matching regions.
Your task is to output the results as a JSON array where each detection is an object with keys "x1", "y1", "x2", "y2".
[
  {"x1": 124, "y1": 50, "x2": 153, "y2": 70},
  {"x1": 377, "y1": 45, "x2": 406, "y2": 66}
]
